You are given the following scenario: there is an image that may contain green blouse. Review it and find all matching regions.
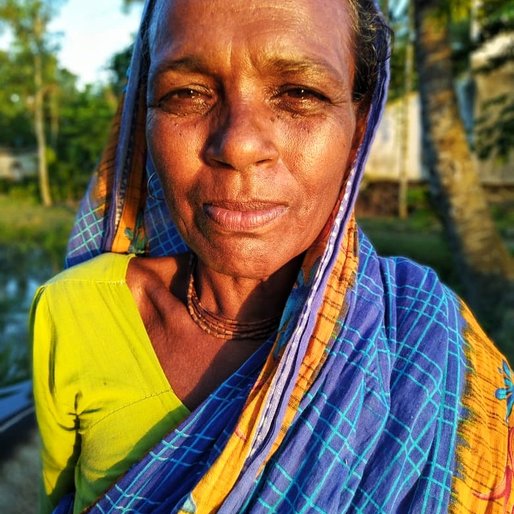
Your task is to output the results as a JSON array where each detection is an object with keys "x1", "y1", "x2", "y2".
[{"x1": 31, "y1": 253, "x2": 190, "y2": 514}]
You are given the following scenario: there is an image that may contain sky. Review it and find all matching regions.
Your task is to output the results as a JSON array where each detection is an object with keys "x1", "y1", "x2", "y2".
[
  {"x1": 1, "y1": 0, "x2": 144, "y2": 87},
  {"x1": 50, "y1": 0, "x2": 143, "y2": 86}
]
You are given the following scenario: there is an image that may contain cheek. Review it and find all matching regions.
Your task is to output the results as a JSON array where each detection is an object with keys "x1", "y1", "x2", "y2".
[
  {"x1": 284, "y1": 116, "x2": 355, "y2": 211},
  {"x1": 146, "y1": 116, "x2": 201, "y2": 196},
  {"x1": 146, "y1": 120, "x2": 197, "y2": 237}
]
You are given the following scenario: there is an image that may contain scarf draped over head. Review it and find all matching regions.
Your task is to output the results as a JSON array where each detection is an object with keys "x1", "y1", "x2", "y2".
[{"x1": 62, "y1": 0, "x2": 513, "y2": 513}]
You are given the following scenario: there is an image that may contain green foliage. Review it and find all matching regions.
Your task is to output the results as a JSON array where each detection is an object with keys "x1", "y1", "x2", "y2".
[
  {"x1": 0, "y1": 0, "x2": 119, "y2": 203},
  {"x1": 0, "y1": 0, "x2": 65, "y2": 205},
  {"x1": 475, "y1": 94, "x2": 514, "y2": 161},
  {"x1": 50, "y1": 83, "x2": 117, "y2": 201},
  {"x1": 473, "y1": 0, "x2": 514, "y2": 161},
  {"x1": 490, "y1": 201, "x2": 514, "y2": 244},
  {"x1": 358, "y1": 215, "x2": 460, "y2": 290},
  {"x1": 478, "y1": 0, "x2": 514, "y2": 39},
  {"x1": 0, "y1": 50, "x2": 34, "y2": 148},
  {"x1": 0, "y1": 0, "x2": 62, "y2": 87},
  {"x1": 389, "y1": 0, "x2": 514, "y2": 161},
  {"x1": 384, "y1": 2, "x2": 413, "y2": 102},
  {"x1": 388, "y1": 32, "x2": 414, "y2": 101},
  {"x1": 0, "y1": 194, "x2": 74, "y2": 256},
  {"x1": 108, "y1": 44, "x2": 133, "y2": 97}
]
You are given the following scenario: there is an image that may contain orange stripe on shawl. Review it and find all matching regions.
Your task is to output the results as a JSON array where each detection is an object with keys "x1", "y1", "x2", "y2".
[
  {"x1": 451, "y1": 304, "x2": 513, "y2": 514},
  {"x1": 111, "y1": 87, "x2": 148, "y2": 254},
  {"x1": 84, "y1": 87, "x2": 148, "y2": 255}
]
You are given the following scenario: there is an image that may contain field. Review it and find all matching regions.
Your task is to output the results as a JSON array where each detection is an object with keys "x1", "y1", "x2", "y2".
[
  {"x1": 0, "y1": 195, "x2": 74, "y2": 262},
  {"x1": 0, "y1": 194, "x2": 510, "y2": 364}
]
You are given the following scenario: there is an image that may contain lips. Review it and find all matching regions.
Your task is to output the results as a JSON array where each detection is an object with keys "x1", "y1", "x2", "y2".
[{"x1": 203, "y1": 201, "x2": 287, "y2": 231}]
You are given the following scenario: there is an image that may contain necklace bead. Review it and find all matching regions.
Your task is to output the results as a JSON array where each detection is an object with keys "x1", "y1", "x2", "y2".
[{"x1": 186, "y1": 255, "x2": 281, "y2": 341}]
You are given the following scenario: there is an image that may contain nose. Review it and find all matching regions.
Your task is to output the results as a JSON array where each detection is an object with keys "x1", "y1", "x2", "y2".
[{"x1": 204, "y1": 100, "x2": 279, "y2": 172}]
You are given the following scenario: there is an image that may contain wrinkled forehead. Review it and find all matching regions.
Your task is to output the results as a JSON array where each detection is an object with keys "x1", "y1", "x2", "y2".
[{"x1": 146, "y1": 0, "x2": 358, "y2": 60}]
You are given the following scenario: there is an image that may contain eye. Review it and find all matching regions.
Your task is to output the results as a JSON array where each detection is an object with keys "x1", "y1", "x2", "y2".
[
  {"x1": 171, "y1": 88, "x2": 199, "y2": 100},
  {"x1": 273, "y1": 85, "x2": 330, "y2": 115},
  {"x1": 283, "y1": 87, "x2": 327, "y2": 101},
  {"x1": 149, "y1": 86, "x2": 215, "y2": 116}
]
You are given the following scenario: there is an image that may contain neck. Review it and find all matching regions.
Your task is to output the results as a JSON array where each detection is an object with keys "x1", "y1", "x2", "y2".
[{"x1": 192, "y1": 254, "x2": 302, "y2": 322}]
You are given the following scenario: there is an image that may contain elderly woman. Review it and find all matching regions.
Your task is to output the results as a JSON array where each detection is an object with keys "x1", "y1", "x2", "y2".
[{"x1": 31, "y1": 0, "x2": 512, "y2": 513}]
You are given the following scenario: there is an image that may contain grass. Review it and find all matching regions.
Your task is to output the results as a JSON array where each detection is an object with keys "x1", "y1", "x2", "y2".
[
  {"x1": 0, "y1": 193, "x2": 510, "y2": 366},
  {"x1": 0, "y1": 194, "x2": 75, "y2": 264},
  {"x1": 358, "y1": 215, "x2": 461, "y2": 293}
]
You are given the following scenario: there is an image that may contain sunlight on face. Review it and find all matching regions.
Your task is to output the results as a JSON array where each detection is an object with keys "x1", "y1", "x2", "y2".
[{"x1": 146, "y1": 0, "x2": 364, "y2": 279}]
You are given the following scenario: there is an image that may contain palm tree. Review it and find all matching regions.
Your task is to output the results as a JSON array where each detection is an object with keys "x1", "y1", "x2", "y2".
[
  {"x1": 413, "y1": 0, "x2": 514, "y2": 343},
  {"x1": 0, "y1": 0, "x2": 59, "y2": 206}
]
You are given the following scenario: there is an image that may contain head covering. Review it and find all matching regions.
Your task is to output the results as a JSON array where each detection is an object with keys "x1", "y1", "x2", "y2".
[{"x1": 59, "y1": 1, "x2": 513, "y2": 513}]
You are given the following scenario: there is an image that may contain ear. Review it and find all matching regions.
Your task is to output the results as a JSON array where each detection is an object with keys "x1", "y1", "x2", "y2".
[
  {"x1": 353, "y1": 101, "x2": 370, "y2": 150},
  {"x1": 348, "y1": 101, "x2": 370, "y2": 164}
]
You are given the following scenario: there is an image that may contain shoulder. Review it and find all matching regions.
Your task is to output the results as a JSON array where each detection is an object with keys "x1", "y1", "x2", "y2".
[
  {"x1": 30, "y1": 253, "x2": 136, "y2": 330},
  {"x1": 377, "y1": 253, "x2": 463, "y2": 358},
  {"x1": 357, "y1": 231, "x2": 457, "y2": 320},
  {"x1": 45, "y1": 252, "x2": 135, "y2": 286},
  {"x1": 356, "y1": 233, "x2": 465, "y2": 384},
  {"x1": 378, "y1": 251, "x2": 450, "y2": 302}
]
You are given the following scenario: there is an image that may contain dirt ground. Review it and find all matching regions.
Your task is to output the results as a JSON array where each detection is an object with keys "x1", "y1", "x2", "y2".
[{"x1": 0, "y1": 415, "x2": 40, "y2": 514}]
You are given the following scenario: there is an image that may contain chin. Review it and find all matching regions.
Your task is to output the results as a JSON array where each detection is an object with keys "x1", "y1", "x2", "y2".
[{"x1": 193, "y1": 238, "x2": 302, "y2": 281}]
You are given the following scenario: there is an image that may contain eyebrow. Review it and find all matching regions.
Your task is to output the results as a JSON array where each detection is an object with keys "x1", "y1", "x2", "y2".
[
  {"x1": 150, "y1": 54, "x2": 349, "y2": 89},
  {"x1": 259, "y1": 56, "x2": 348, "y2": 87},
  {"x1": 149, "y1": 56, "x2": 212, "y2": 81}
]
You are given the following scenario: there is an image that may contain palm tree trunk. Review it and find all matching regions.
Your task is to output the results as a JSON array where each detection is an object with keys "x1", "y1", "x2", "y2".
[
  {"x1": 413, "y1": 0, "x2": 514, "y2": 339},
  {"x1": 34, "y1": 12, "x2": 52, "y2": 207},
  {"x1": 398, "y1": 0, "x2": 415, "y2": 220}
]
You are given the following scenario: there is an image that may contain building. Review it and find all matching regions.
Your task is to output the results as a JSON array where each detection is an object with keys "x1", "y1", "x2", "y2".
[
  {"x1": 0, "y1": 148, "x2": 37, "y2": 182},
  {"x1": 364, "y1": 32, "x2": 514, "y2": 189}
]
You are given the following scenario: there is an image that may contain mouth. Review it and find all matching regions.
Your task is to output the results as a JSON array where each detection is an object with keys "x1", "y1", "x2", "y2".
[{"x1": 203, "y1": 201, "x2": 288, "y2": 232}]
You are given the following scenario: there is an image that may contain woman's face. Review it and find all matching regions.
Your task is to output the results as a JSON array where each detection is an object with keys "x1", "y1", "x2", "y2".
[{"x1": 146, "y1": 0, "x2": 364, "y2": 279}]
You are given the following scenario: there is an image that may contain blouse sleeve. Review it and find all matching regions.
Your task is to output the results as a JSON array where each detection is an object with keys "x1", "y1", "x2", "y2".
[{"x1": 31, "y1": 286, "x2": 80, "y2": 514}]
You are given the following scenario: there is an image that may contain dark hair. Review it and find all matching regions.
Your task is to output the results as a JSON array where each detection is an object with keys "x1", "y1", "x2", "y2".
[{"x1": 347, "y1": 0, "x2": 392, "y2": 107}]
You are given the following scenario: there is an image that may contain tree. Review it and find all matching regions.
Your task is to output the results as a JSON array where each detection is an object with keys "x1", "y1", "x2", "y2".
[
  {"x1": 0, "y1": 50, "x2": 34, "y2": 148},
  {"x1": 121, "y1": 0, "x2": 144, "y2": 13},
  {"x1": 52, "y1": 80, "x2": 117, "y2": 202},
  {"x1": 0, "y1": 0, "x2": 118, "y2": 205},
  {"x1": 471, "y1": 0, "x2": 514, "y2": 161},
  {"x1": 0, "y1": 0, "x2": 63, "y2": 206},
  {"x1": 413, "y1": 0, "x2": 514, "y2": 344},
  {"x1": 398, "y1": 0, "x2": 415, "y2": 220}
]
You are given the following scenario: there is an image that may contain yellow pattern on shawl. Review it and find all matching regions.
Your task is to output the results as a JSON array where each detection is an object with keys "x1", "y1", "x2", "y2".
[
  {"x1": 178, "y1": 217, "x2": 359, "y2": 514},
  {"x1": 451, "y1": 304, "x2": 513, "y2": 514}
]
